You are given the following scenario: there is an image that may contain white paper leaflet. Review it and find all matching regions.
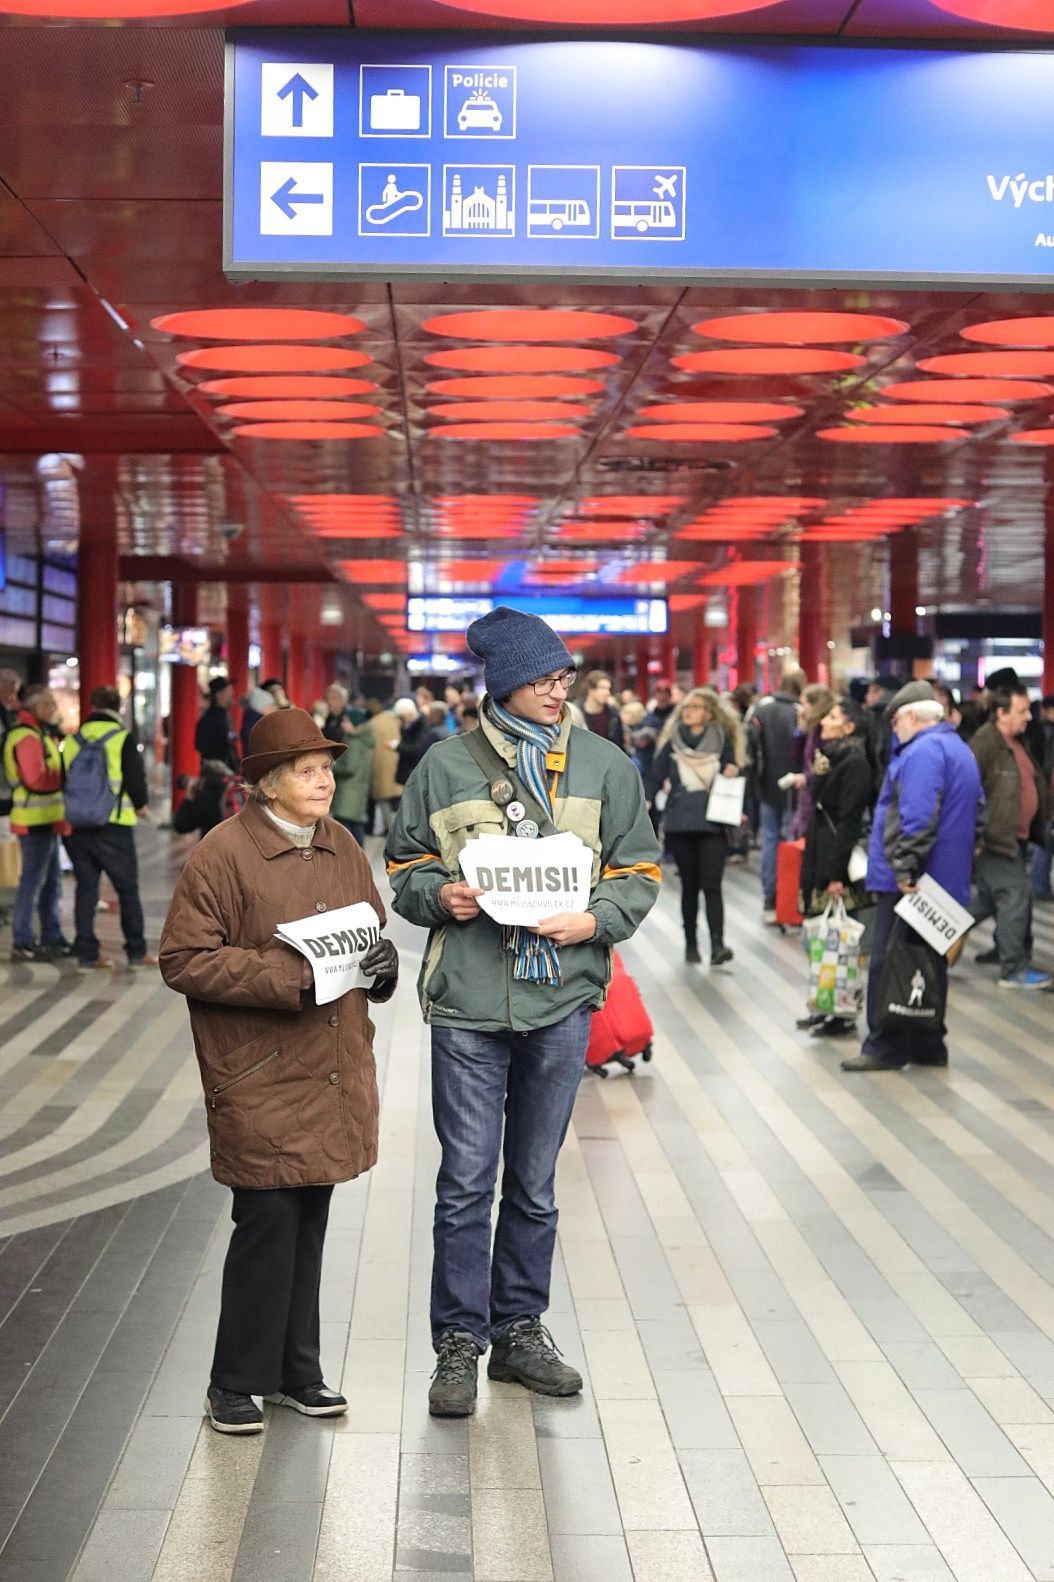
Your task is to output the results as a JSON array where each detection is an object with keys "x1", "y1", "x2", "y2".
[
  {"x1": 275, "y1": 901, "x2": 382, "y2": 1004},
  {"x1": 459, "y1": 831, "x2": 593, "y2": 928}
]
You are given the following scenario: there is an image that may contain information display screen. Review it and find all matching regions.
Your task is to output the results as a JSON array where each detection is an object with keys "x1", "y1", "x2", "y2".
[{"x1": 407, "y1": 595, "x2": 668, "y2": 636}]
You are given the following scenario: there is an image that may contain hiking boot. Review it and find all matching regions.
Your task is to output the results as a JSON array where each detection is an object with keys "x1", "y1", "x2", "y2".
[
  {"x1": 205, "y1": 1386, "x2": 263, "y2": 1435},
  {"x1": 488, "y1": 1318, "x2": 582, "y2": 1398},
  {"x1": 711, "y1": 946, "x2": 734, "y2": 967},
  {"x1": 429, "y1": 1331, "x2": 480, "y2": 1418},
  {"x1": 264, "y1": 1383, "x2": 347, "y2": 1417}
]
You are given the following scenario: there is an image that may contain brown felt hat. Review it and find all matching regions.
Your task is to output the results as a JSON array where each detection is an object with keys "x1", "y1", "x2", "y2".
[{"x1": 240, "y1": 706, "x2": 346, "y2": 784}]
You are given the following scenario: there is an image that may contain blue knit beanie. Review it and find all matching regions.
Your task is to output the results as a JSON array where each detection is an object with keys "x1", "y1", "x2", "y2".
[{"x1": 466, "y1": 606, "x2": 574, "y2": 701}]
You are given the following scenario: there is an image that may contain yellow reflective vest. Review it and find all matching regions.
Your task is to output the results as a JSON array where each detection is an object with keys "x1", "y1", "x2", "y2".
[
  {"x1": 3, "y1": 719, "x2": 66, "y2": 832},
  {"x1": 61, "y1": 718, "x2": 137, "y2": 827}
]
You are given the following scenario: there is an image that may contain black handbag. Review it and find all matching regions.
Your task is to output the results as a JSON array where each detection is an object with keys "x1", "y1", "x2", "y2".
[{"x1": 873, "y1": 918, "x2": 945, "y2": 1031}]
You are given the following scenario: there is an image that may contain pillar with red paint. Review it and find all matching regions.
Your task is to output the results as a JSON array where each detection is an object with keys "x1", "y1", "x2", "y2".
[
  {"x1": 77, "y1": 524, "x2": 119, "y2": 719},
  {"x1": 735, "y1": 586, "x2": 757, "y2": 691},
  {"x1": 169, "y1": 583, "x2": 201, "y2": 806},
  {"x1": 797, "y1": 540, "x2": 825, "y2": 683}
]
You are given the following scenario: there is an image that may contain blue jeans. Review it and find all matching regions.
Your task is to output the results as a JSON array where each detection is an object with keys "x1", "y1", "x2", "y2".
[
  {"x1": 759, "y1": 800, "x2": 788, "y2": 906},
  {"x1": 13, "y1": 830, "x2": 62, "y2": 950},
  {"x1": 1030, "y1": 840, "x2": 1053, "y2": 900},
  {"x1": 430, "y1": 1004, "x2": 592, "y2": 1351}
]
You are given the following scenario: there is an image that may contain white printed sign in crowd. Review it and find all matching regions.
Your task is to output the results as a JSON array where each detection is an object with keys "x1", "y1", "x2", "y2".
[
  {"x1": 275, "y1": 901, "x2": 382, "y2": 1004},
  {"x1": 459, "y1": 832, "x2": 594, "y2": 928},
  {"x1": 894, "y1": 872, "x2": 974, "y2": 957}
]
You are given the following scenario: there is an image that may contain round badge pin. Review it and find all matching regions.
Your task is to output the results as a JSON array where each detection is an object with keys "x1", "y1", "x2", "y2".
[
  {"x1": 490, "y1": 778, "x2": 515, "y2": 807},
  {"x1": 507, "y1": 800, "x2": 526, "y2": 823},
  {"x1": 515, "y1": 818, "x2": 539, "y2": 840}
]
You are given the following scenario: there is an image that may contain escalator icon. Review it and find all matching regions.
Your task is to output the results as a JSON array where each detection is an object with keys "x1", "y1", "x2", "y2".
[
  {"x1": 358, "y1": 165, "x2": 431, "y2": 237},
  {"x1": 366, "y1": 173, "x2": 424, "y2": 226}
]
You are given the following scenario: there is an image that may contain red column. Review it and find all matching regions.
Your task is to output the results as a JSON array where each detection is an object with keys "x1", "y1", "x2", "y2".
[
  {"x1": 287, "y1": 633, "x2": 307, "y2": 708},
  {"x1": 692, "y1": 603, "x2": 709, "y2": 685},
  {"x1": 889, "y1": 528, "x2": 919, "y2": 637},
  {"x1": 635, "y1": 639, "x2": 649, "y2": 701},
  {"x1": 735, "y1": 587, "x2": 757, "y2": 690},
  {"x1": 169, "y1": 583, "x2": 200, "y2": 807},
  {"x1": 78, "y1": 525, "x2": 118, "y2": 717},
  {"x1": 226, "y1": 600, "x2": 249, "y2": 694},
  {"x1": 259, "y1": 620, "x2": 283, "y2": 683},
  {"x1": 1045, "y1": 500, "x2": 1054, "y2": 695},
  {"x1": 661, "y1": 633, "x2": 676, "y2": 683},
  {"x1": 798, "y1": 542, "x2": 824, "y2": 682},
  {"x1": 311, "y1": 644, "x2": 330, "y2": 702}
]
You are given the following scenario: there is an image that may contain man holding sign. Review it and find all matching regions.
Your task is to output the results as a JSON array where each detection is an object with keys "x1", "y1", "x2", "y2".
[
  {"x1": 386, "y1": 607, "x2": 660, "y2": 1417},
  {"x1": 161, "y1": 709, "x2": 398, "y2": 1435}
]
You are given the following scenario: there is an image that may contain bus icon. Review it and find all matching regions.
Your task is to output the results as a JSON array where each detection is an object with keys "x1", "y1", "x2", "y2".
[
  {"x1": 529, "y1": 197, "x2": 591, "y2": 231},
  {"x1": 526, "y1": 166, "x2": 600, "y2": 239},
  {"x1": 611, "y1": 166, "x2": 686, "y2": 241}
]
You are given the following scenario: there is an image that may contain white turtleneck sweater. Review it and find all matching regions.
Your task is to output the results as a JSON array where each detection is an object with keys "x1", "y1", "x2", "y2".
[{"x1": 264, "y1": 806, "x2": 316, "y2": 849}]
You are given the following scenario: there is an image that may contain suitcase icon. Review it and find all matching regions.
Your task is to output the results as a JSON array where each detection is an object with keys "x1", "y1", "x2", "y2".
[{"x1": 370, "y1": 88, "x2": 421, "y2": 132}]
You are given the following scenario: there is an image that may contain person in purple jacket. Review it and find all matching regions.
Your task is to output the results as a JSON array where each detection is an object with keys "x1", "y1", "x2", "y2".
[{"x1": 842, "y1": 681, "x2": 985, "y2": 1074}]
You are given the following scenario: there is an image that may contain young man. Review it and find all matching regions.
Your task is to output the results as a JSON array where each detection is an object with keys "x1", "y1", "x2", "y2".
[
  {"x1": 385, "y1": 607, "x2": 660, "y2": 1417},
  {"x1": 578, "y1": 670, "x2": 626, "y2": 749}
]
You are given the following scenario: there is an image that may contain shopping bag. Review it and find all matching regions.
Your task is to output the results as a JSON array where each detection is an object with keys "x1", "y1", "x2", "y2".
[
  {"x1": 705, "y1": 774, "x2": 746, "y2": 827},
  {"x1": 0, "y1": 835, "x2": 21, "y2": 889},
  {"x1": 806, "y1": 898, "x2": 865, "y2": 1016},
  {"x1": 873, "y1": 918, "x2": 945, "y2": 1031}
]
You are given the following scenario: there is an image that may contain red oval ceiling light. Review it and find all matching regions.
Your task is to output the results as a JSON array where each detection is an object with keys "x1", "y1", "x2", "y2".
[
  {"x1": 422, "y1": 310, "x2": 636, "y2": 341},
  {"x1": 1010, "y1": 429, "x2": 1054, "y2": 444},
  {"x1": 432, "y1": 1, "x2": 778, "y2": 20},
  {"x1": 918, "y1": 353, "x2": 1054, "y2": 377},
  {"x1": 3, "y1": 0, "x2": 254, "y2": 11},
  {"x1": 427, "y1": 375, "x2": 603, "y2": 399},
  {"x1": 218, "y1": 400, "x2": 383, "y2": 422},
  {"x1": 577, "y1": 495, "x2": 681, "y2": 516},
  {"x1": 199, "y1": 376, "x2": 378, "y2": 399},
  {"x1": 846, "y1": 404, "x2": 999, "y2": 426},
  {"x1": 673, "y1": 349, "x2": 867, "y2": 375},
  {"x1": 928, "y1": 1, "x2": 1054, "y2": 28},
  {"x1": 425, "y1": 346, "x2": 620, "y2": 373},
  {"x1": 818, "y1": 426, "x2": 966, "y2": 444},
  {"x1": 152, "y1": 309, "x2": 364, "y2": 341},
  {"x1": 692, "y1": 311, "x2": 908, "y2": 344},
  {"x1": 178, "y1": 346, "x2": 371, "y2": 373},
  {"x1": 433, "y1": 421, "x2": 580, "y2": 440},
  {"x1": 555, "y1": 521, "x2": 649, "y2": 540},
  {"x1": 882, "y1": 378, "x2": 1054, "y2": 403},
  {"x1": 699, "y1": 560, "x2": 797, "y2": 585},
  {"x1": 232, "y1": 422, "x2": 385, "y2": 440},
  {"x1": 635, "y1": 401, "x2": 802, "y2": 423},
  {"x1": 428, "y1": 400, "x2": 590, "y2": 422},
  {"x1": 963, "y1": 317, "x2": 1054, "y2": 344},
  {"x1": 625, "y1": 422, "x2": 777, "y2": 442}
]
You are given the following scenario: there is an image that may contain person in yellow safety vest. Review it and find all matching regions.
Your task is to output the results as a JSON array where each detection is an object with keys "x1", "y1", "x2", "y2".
[
  {"x1": 61, "y1": 684, "x2": 158, "y2": 973},
  {"x1": 3, "y1": 683, "x2": 73, "y2": 964}
]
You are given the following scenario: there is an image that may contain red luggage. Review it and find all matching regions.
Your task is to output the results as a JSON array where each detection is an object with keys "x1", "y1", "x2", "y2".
[
  {"x1": 585, "y1": 950, "x2": 654, "y2": 1077},
  {"x1": 775, "y1": 837, "x2": 805, "y2": 927}
]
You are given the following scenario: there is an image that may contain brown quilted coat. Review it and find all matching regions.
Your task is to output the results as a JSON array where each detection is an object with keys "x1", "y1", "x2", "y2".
[{"x1": 160, "y1": 800, "x2": 386, "y2": 1189}]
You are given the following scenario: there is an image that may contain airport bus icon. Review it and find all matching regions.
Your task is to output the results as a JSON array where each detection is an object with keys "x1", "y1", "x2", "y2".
[{"x1": 613, "y1": 198, "x2": 677, "y2": 234}]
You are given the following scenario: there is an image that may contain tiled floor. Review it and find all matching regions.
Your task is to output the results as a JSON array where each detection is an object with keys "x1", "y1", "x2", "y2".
[{"x1": 5, "y1": 830, "x2": 1054, "y2": 1579}]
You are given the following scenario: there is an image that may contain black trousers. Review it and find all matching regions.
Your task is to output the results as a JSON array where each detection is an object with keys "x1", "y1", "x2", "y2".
[
  {"x1": 211, "y1": 1185, "x2": 333, "y2": 1396},
  {"x1": 862, "y1": 892, "x2": 948, "y2": 1063},
  {"x1": 66, "y1": 825, "x2": 146, "y2": 965},
  {"x1": 666, "y1": 831, "x2": 727, "y2": 949}
]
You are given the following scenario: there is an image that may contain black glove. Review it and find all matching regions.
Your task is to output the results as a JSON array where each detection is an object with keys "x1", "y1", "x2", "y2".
[{"x1": 361, "y1": 936, "x2": 398, "y2": 1003}]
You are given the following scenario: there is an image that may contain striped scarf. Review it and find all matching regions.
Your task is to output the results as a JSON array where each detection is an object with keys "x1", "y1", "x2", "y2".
[{"x1": 487, "y1": 697, "x2": 563, "y2": 985}]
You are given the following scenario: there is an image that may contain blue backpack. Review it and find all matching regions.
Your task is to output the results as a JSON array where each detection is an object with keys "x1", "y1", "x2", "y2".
[{"x1": 65, "y1": 727, "x2": 124, "y2": 829}]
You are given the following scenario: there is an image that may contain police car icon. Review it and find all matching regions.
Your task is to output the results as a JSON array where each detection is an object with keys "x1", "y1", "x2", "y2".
[{"x1": 457, "y1": 91, "x2": 502, "y2": 133}]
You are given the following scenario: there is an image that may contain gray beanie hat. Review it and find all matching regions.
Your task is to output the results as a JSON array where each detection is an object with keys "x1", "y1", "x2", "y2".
[
  {"x1": 885, "y1": 680, "x2": 937, "y2": 719},
  {"x1": 466, "y1": 605, "x2": 574, "y2": 701}
]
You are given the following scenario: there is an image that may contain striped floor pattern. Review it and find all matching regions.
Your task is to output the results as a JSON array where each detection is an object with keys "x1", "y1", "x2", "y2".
[{"x1": 4, "y1": 829, "x2": 1054, "y2": 1580}]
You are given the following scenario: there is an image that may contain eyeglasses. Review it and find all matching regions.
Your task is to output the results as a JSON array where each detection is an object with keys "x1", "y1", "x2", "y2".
[{"x1": 530, "y1": 668, "x2": 578, "y2": 696}]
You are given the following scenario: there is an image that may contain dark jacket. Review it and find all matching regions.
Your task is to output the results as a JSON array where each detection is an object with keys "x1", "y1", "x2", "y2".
[
  {"x1": 867, "y1": 722, "x2": 985, "y2": 905},
  {"x1": 800, "y1": 739, "x2": 873, "y2": 906},
  {"x1": 195, "y1": 703, "x2": 238, "y2": 771},
  {"x1": 239, "y1": 706, "x2": 262, "y2": 760},
  {"x1": 970, "y1": 721, "x2": 1049, "y2": 859},
  {"x1": 644, "y1": 726, "x2": 736, "y2": 835},
  {"x1": 750, "y1": 692, "x2": 799, "y2": 806},
  {"x1": 395, "y1": 715, "x2": 443, "y2": 789},
  {"x1": 171, "y1": 761, "x2": 237, "y2": 838},
  {"x1": 583, "y1": 702, "x2": 626, "y2": 750}
]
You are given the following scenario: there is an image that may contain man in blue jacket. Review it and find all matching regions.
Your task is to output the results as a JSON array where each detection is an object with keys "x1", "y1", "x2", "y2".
[{"x1": 842, "y1": 681, "x2": 984, "y2": 1073}]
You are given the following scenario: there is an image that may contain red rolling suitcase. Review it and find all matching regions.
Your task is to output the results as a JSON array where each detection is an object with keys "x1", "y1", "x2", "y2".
[
  {"x1": 585, "y1": 950, "x2": 654, "y2": 1077},
  {"x1": 775, "y1": 837, "x2": 805, "y2": 927}
]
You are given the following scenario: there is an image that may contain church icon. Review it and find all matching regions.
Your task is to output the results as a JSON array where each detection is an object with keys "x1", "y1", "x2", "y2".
[{"x1": 443, "y1": 165, "x2": 515, "y2": 238}]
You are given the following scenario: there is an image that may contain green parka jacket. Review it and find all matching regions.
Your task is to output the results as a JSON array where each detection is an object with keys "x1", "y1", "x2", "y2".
[{"x1": 384, "y1": 706, "x2": 661, "y2": 1031}]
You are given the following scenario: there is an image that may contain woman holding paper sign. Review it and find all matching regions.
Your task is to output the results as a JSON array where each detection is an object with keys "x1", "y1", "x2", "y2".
[
  {"x1": 644, "y1": 688, "x2": 744, "y2": 967},
  {"x1": 160, "y1": 708, "x2": 398, "y2": 1437}
]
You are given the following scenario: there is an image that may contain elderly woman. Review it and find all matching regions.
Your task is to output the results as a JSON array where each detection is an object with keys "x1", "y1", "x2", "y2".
[
  {"x1": 160, "y1": 709, "x2": 398, "y2": 1435},
  {"x1": 645, "y1": 687, "x2": 744, "y2": 966}
]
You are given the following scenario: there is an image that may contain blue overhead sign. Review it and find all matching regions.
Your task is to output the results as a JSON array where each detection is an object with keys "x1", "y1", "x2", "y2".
[{"x1": 226, "y1": 34, "x2": 1054, "y2": 286}]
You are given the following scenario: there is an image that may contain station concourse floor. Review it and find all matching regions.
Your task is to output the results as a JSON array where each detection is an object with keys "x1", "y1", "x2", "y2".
[{"x1": 5, "y1": 835, "x2": 1054, "y2": 1581}]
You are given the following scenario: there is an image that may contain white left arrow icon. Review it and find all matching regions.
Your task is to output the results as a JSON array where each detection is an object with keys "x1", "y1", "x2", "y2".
[{"x1": 259, "y1": 163, "x2": 333, "y2": 236}]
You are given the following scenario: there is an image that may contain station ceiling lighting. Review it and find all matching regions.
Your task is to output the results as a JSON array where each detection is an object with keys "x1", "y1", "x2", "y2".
[
  {"x1": 1010, "y1": 429, "x2": 1054, "y2": 444},
  {"x1": 846, "y1": 404, "x2": 998, "y2": 425},
  {"x1": 882, "y1": 378, "x2": 1054, "y2": 403},
  {"x1": 422, "y1": 309, "x2": 636, "y2": 341},
  {"x1": 576, "y1": 496, "x2": 680, "y2": 515},
  {"x1": 962, "y1": 319, "x2": 1054, "y2": 346},
  {"x1": 361, "y1": 593, "x2": 405, "y2": 611},
  {"x1": 929, "y1": 2, "x2": 1054, "y2": 28},
  {"x1": 634, "y1": 401, "x2": 803, "y2": 423},
  {"x1": 698, "y1": 561, "x2": 796, "y2": 584},
  {"x1": 617, "y1": 562, "x2": 698, "y2": 583},
  {"x1": 918, "y1": 352, "x2": 1054, "y2": 377},
  {"x1": 427, "y1": 375, "x2": 604, "y2": 399},
  {"x1": 232, "y1": 421, "x2": 384, "y2": 440},
  {"x1": 427, "y1": 400, "x2": 591, "y2": 422},
  {"x1": 219, "y1": 400, "x2": 383, "y2": 422},
  {"x1": 554, "y1": 521, "x2": 649, "y2": 540},
  {"x1": 433, "y1": 1, "x2": 777, "y2": 19},
  {"x1": 818, "y1": 426, "x2": 966, "y2": 444},
  {"x1": 691, "y1": 311, "x2": 909, "y2": 344},
  {"x1": 673, "y1": 349, "x2": 867, "y2": 375},
  {"x1": 337, "y1": 560, "x2": 407, "y2": 583},
  {"x1": 177, "y1": 346, "x2": 371, "y2": 373},
  {"x1": 424, "y1": 346, "x2": 620, "y2": 373},
  {"x1": 2, "y1": 0, "x2": 255, "y2": 11},
  {"x1": 199, "y1": 376, "x2": 378, "y2": 399},
  {"x1": 152, "y1": 309, "x2": 364, "y2": 341},
  {"x1": 625, "y1": 422, "x2": 777, "y2": 441},
  {"x1": 433, "y1": 421, "x2": 580, "y2": 440}
]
